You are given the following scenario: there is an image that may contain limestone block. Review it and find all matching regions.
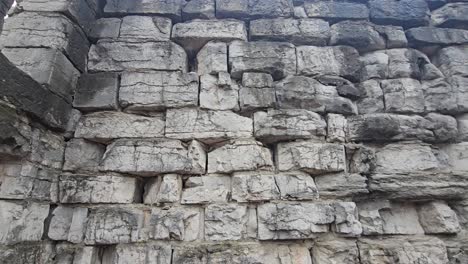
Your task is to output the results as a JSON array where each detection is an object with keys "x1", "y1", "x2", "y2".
[
  {"x1": 441, "y1": 143, "x2": 468, "y2": 172},
  {"x1": 215, "y1": 0, "x2": 294, "y2": 19},
  {"x1": 431, "y1": 3, "x2": 468, "y2": 29},
  {"x1": 327, "y1": 114, "x2": 347, "y2": 143},
  {"x1": 48, "y1": 206, "x2": 88, "y2": 243},
  {"x1": 275, "y1": 76, "x2": 357, "y2": 115},
  {"x1": 229, "y1": 40, "x2": 296, "y2": 80},
  {"x1": 63, "y1": 139, "x2": 105, "y2": 171},
  {"x1": 304, "y1": 1, "x2": 369, "y2": 23},
  {"x1": 199, "y1": 73, "x2": 240, "y2": 111},
  {"x1": 119, "y1": 71, "x2": 198, "y2": 111},
  {"x1": 239, "y1": 72, "x2": 276, "y2": 111},
  {"x1": 165, "y1": 108, "x2": 252, "y2": 143},
  {"x1": 312, "y1": 239, "x2": 360, "y2": 264},
  {"x1": 406, "y1": 27, "x2": 468, "y2": 47},
  {"x1": 276, "y1": 140, "x2": 346, "y2": 174},
  {"x1": 356, "y1": 80, "x2": 385, "y2": 114},
  {"x1": 196, "y1": 41, "x2": 227, "y2": 75},
  {"x1": 254, "y1": 109, "x2": 327, "y2": 143},
  {"x1": 59, "y1": 174, "x2": 141, "y2": 204},
  {"x1": 275, "y1": 171, "x2": 319, "y2": 200},
  {"x1": 75, "y1": 112, "x2": 164, "y2": 142},
  {"x1": 458, "y1": 114, "x2": 468, "y2": 141},
  {"x1": 232, "y1": 172, "x2": 280, "y2": 202},
  {"x1": 0, "y1": 201, "x2": 49, "y2": 244},
  {"x1": 422, "y1": 78, "x2": 459, "y2": 114},
  {"x1": 120, "y1": 16, "x2": 171, "y2": 42},
  {"x1": 418, "y1": 201, "x2": 461, "y2": 234},
  {"x1": 103, "y1": 243, "x2": 172, "y2": 264},
  {"x1": 297, "y1": 46, "x2": 361, "y2": 81},
  {"x1": 381, "y1": 78, "x2": 425, "y2": 114},
  {"x1": 181, "y1": 175, "x2": 231, "y2": 204},
  {"x1": 333, "y1": 202, "x2": 363, "y2": 237},
  {"x1": 182, "y1": 0, "x2": 215, "y2": 20},
  {"x1": 0, "y1": 243, "x2": 54, "y2": 264},
  {"x1": 172, "y1": 19, "x2": 247, "y2": 52},
  {"x1": 144, "y1": 174, "x2": 182, "y2": 204},
  {"x1": 150, "y1": 207, "x2": 201, "y2": 241},
  {"x1": 315, "y1": 173, "x2": 368, "y2": 198},
  {"x1": 104, "y1": 0, "x2": 185, "y2": 21},
  {"x1": 433, "y1": 45, "x2": 468, "y2": 77},
  {"x1": 369, "y1": 0, "x2": 430, "y2": 27},
  {"x1": 250, "y1": 18, "x2": 330, "y2": 45},
  {"x1": 207, "y1": 139, "x2": 273, "y2": 174},
  {"x1": 30, "y1": 129, "x2": 65, "y2": 169},
  {"x1": 2, "y1": 48, "x2": 80, "y2": 103},
  {"x1": 0, "y1": 12, "x2": 89, "y2": 71},
  {"x1": 88, "y1": 18, "x2": 121, "y2": 40},
  {"x1": 205, "y1": 203, "x2": 251, "y2": 241},
  {"x1": 0, "y1": 107, "x2": 32, "y2": 158},
  {"x1": 73, "y1": 73, "x2": 119, "y2": 111},
  {"x1": 88, "y1": 40, "x2": 187, "y2": 72},
  {"x1": 55, "y1": 244, "x2": 100, "y2": 264},
  {"x1": 101, "y1": 139, "x2": 206, "y2": 176},
  {"x1": 373, "y1": 143, "x2": 440, "y2": 173}
]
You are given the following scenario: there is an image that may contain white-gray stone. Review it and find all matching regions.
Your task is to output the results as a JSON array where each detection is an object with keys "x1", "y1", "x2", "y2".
[
  {"x1": 196, "y1": 41, "x2": 227, "y2": 75},
  {"x1": 200, "y1": 73, "x2": 240, "y2": 111},
  {"x1": 144, "y1": 174, "x2": 182, "y2": 204},
  {"x1": 181, "y1": 175, "x2": 231, "y2": 204},
  {"x1": 417, "y1": 201, "x2": 461, "y2": 234}
]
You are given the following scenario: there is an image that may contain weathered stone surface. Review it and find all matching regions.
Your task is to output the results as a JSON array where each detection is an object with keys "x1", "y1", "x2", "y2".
[
  {"x1": 30, "y1": 129, "x2": 66, "y2": 169},
  {"x1": 312, "y1": 239, "x2": 360, "y2": 264},
  {"x1": 418, "y1": 201, "x2": 461, "y2": 234},
  {"x1": 442, "y1": 143, "x2": 468, "y2": 172},
  {"x1": 358, "y1": 201, "x2": 424, "y2": 235},
  {"x1": 101, "y1": 139, "x2": 206, "y2": 176},
  {"x1": 433, "y1": 45, "x2": 468, "y2": 77},
  {"x1": 104, "y1": 0, "x2": 185, "y2": 21},
  {"x1": 75, "y1": 112, "x2": 165, "y2": 142},
  {"x1": 276, "y1": 141, "x2": 346, "y2": 174},
  {"x1": 356, "y1": 80, "x2": 385, "y2": 114},
  {"x1": 150, "y1": 206, "x2": 201, "y2": 241},
  {"x1": 315, "y1": 173, "x2": 368, "y2": 198},
  {"x1": 382, "y1": 78, "x2": 425, "y2": 113},
  {"x1": 0, "y1": 12, "x2": 90, "y2": 71},
  {"x1": 458, "y1": 114, "x2": 468, "y2": 141},
  {"x1": 200, "y1": 73, "x2": 240, "y2": 111},
  {"x1": 304, "y1": 1, "x2": 369, "y2": 23},
  {"x1": 48, "y1": 206, "x2": 88, "y2": 242},
  {"x1": 358, "y1": 237, "x2": 449, "y2": 264},
  {"x1": 166, "y1": 108, "x2": 252, "y2": 143},
  {"x1": 0, "y1": 162, "x2": 59, "y2": 202},
  {"x1": 254, "y1": 109, "x2": 326, "y2": 143},
  {"x1": 119, "y1": 71, "x2": 198, "y2": 111},
  {"x1": 196, "y1": 41, "x2": 227, "y2": 75},
  {"x1": 2, "y1": 48, "x2": 80, "y2": 102},
  {"x1": 0, "y1": 201, "x2": 49, "y2": 244},
  {"x1": 0, "y1": 243, "x2": 54, "y2": 264},
  {"x1": 229, "y1": 40, "x2": 296, "y2": 80},
  {"x1": 182, "y1": 0, "x2": 215, "y2": 20},
  {"x1": 205, "y1": 203, "x2": 251, "y2": 241},
  {"x1": 327, "y1": 114, "x2": 347, "y2": 143},
  {"x1": 88, "y1": 41, "x2": 187, "y2": 72},
  {"x1": 103, "y1": 243, "x2": 172, "y2": 264},
  {"x1": 296, "y1": 45, "x2": 361, "y2": 81},
  {"x1": 73, "y1": 73, "x2": 118, "y2": 111},
  {"x1": 406, "y1": 27, "x2": 468, "y2": 48},
  {"x1": 373, "y1": 143, "x2": 440, "y2": 173},
  {"x1": 55, "y1": 244, "x2": 100, "y2": 264},
  {"x1": 275, "y1": 76, "x2": 358, "y2": 115},
  {"x1": 215, "y1": 0, "x2": 294, "y2": 19},
  {"x1": 88, "y1": 18, "x2": 121, "y2": 40},
  {"x1": 208, "y1": 139, "x2": 273, "y2": 174},
  {"x1": 144, "y1": 174, "x2": 182, "y2": 204},
  {"x1": 333, "y1": 202, "x2": 363, "y2": 237},
  {"x1": 63, "y1": 139, "x2": 105, "y2": 171},
  {"x1": 348, "y1": 113, "x2": 458, "y2": 143},
  {"x1": 250, "y1": 18, "x2": 330, "y2": 45},
  {"x1": 422, "y1": 78, "x2": 459, "y2": 114},
  {"x1": 181, "y1": 175, "x2": 231, "y2": 204},
  {"x1": 59, "y1": 174, "x2": 141, "y2": 204},
  {"x1": 172, "y1": 19, "x2": 247, "y2": 52},
  {"x1": 432, "y1": 3, "x2": 468, "y2": 29},
  {"x1": 369, "y1": 0, "x2": 430, "y2": 28},
  {"x1": 239, "y1": 72, "x2": 276, "y2": 112},
  {"x1": 0, "y1": 104, "x2": 32, "y2": 158}
]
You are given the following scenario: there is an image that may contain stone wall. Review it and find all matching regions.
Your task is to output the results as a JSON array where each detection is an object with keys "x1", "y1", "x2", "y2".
[{"x1": 0, "y1": 0, "x2": 468, "y2": 263}]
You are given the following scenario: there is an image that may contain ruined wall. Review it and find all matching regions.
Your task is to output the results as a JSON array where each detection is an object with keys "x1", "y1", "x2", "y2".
[{"x1": 0, "y1": 0, "x2": 468, "y2": 263}]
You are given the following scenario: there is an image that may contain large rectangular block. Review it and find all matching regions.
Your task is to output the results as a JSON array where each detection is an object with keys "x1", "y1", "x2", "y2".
[
  {"x1": 204, "y1": 203, "x2": 253, "y2": 241},
  {"x1": 150, "y1": 206, "x2": 202, "y2": 241},
  {"x1": 442, "y1": 143, "x2": 468, "y2": 172},
  {"x1": 48, "y1": 206, "x2": 88, "y2": 243},
  {"x1": 181, "y1": 175, "x2": 231, "y2": 204},
  {"x1": 304, "y1": 1, "x2": 369, "y2": 23},
  {"x1": 216, "y1": 0, "x2": 294, "y2": 19},
  {"x1": 104, "y1": 0, "x2": 185, "y2": 21},
  {"x1": 102, "y1": 244, "x2": 171, "y2": 264},
  {"x1": 73, "y1": 73, "x2": 119, "y2": 111},
  {"x1": 369, "y1": 0, "x2": 430, "y2": 28},
  {"x1": 373, "y1": 143, "x2": 440, "y2": 173}
]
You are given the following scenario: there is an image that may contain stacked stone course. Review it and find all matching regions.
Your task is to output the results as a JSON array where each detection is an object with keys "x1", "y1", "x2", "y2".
[{"x1": 1, "y1": 0, "x2": 468, "y2": 263}]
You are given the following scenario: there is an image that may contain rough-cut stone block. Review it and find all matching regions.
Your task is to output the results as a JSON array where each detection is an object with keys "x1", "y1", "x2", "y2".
[
  {"x1": 348, "y1": 113, "x2": 458, "y2": 143},
  {"x1": 369, "y1": 0, "x2": 430, "y2": 28},
  {"x1": 30, "y1": 129, "x2": 66, "y2": 169},
  {"x1": 181, "y1": 175, "x2": 231, "y2": 204},
  {"x1": 239, "y1": 72, "x2": 276, "y2": 112},
  {"x1": 274, "y1": 171, "x2": 319, "y2": 201},
  {"x1": 356, "y1": 80, "x2": 385, "y2": 114},
  {"x1": 196, "y1": 41, "x2": 227, "y2": 75},
  {"x1": 458, "y1": 114, "x2": 468, "y2": 141},
  {"x1": 0, "y1": 162, "x2": 59, "y2": 202},
  {"x1": 373, "y1": 143, "x2": 440, "y2": 173},
  {"x1": 418, "y1": 201, "x2": 461, "y2": 234},
  {"x1": 200, "y1": 73, "x2": 240, "y2": 111},
  {"x1": 59, "y1": 174, "x2": 141, "y2": 204},
  {"x1": 0, "y1": 12, "x2": 89, "y2": 72},
  {"x1": 254, "y1": 109, "x2": 326, "y2": 143},
  {"x1": 166, "y1": 108, "x2": 252, "y2": 143},
  {"x1": 144, "y1": 174, "x2": 182, "y2": 204},
  {"x1": 250, "y1": 18, "x2": 330, "y2": 45},
  {"x1": 0, "y1": 105, "x2": 32, "y2": 158},
  {"x1": 275, "y1": 76, "x2": 357, "y2": 115},
  {"x1": 88, "y1": 18, "x2": 121, "y2": 40},
  {"x1": 381, "y1": 78, "x2": 425, "y2": 114},
  {"x1": 315, "y1": 173, "x2": 368, "y2": 198},
  {"x1": 358, "y1": 201, "x2": 424, "y2": 235},
  {"x1": 232, "y1": 171, "x2": 280, "y2": 202},
  {"x1": 172, "y1": 19, "x2": 247, "y2": 52},
  {"x1": 75, "y1": 112, "x2": 164, "y2": 142},
  {"x1": 358, "y1": 237, "x2": 449, "y2": 264},
  {"x1": 327, "y1": 114, "x2": 347, "y2": 143},
  {"x1": 73, "y1": 73, "x2": 118, "y2": 111},
  {"x1": 442, "y1": 143, "x2": 468, "y2": 172},
  {"x1": 423, "y1": 78, "x2": 460, "y2": 114},
  {"x1": 304, "y1": 1, "x2": 369, "y2": 23},
  {"x1": 312, "y1": 239, "x2": 360, "y2": 264},
  {"x1": 257, "y1": 202, "x2": 334, "y2": 240},
  {"x1": 88, "y1": 41, "x2": 187, "y2": 72},
  {"x1": 215, "y1": 0, "x2": 294, "y2": 19},
  {"x1": 104, "y1": 0, "x2": 185, "y2": 21},
  {"x1": 0, "y1": 201, "x2": 49, "y2": 244},
  {"x1": 119, "y1": 71, "x2": 198, "y2": 111},
  {"x1": 431, "y1": 3, "x2": 468, "y2": 29},
  {"x1": 103, "y1": 243, "x2": 172, "y2": 264},
  {"x1": 296, "y1": 45, "x2": 361, "y2": 81},
  {"x1": 3, "y1": 48, "x2": 80, "y2": 102},
  {"x1": 63, "y1": 139, "x2": 105, "y2": 171},
  {"x1": 333, "y1": 202, "x2": 363, "y2": 237},
  {"x1": 55, "y1": 244, "x2": 100, "y2": 264},
  {"x1": 205, "y1": 203, "x2": 251, "y2": 241},
  {"x1": 0, "y1": 243, "x2": 54, "y2": 264},
  {"x1": 277, "y1": 141, "x2": 346, "y2": 174},
  {"x1": 434, "y1": 46, "x2": 468, "y2": 77},
  {"x1": 208, "y1": 139, "x2": 273, "y2": 174},
  {"x1": 101, "y1": 139, "x2": 206, "y2": 176},
  {"x1": 150, "y1": 207, "x2": 201, "y2": 241},
  {"x1": 120, "y1": 16, "x2": 171, "y2": 42},
  {"x1": 48, "y1": 206, "x2": 88, "y2": 242},
  {"x1": 182, "y1": 0, "x2": 215, "y2": 20},
  {"x1": 406, "y1": 27, "x2": 468, "y2": 47},
  {"x1": 229, "y1": 40, "x2": 296, "y2": 80}
]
